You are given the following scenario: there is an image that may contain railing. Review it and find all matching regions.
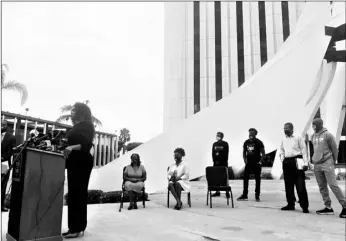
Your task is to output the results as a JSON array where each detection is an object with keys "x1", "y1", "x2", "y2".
[{"x1": 1, "y1": 111, "x2": 118, "y2": 168}]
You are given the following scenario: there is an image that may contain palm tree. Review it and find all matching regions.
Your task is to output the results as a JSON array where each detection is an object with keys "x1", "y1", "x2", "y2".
[
  {"x1": 1, "y1": 63, "x2": 28, "y2": 106},
  {"x1": 56, "y1": 100, "x2": 102, "y2": 127},
  {"x1": 118, "y1": 128, "x2": 131, "y2": 154}
]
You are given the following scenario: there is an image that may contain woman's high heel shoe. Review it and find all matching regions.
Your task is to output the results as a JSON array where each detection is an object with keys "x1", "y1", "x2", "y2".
[{"x1": 64, "y1": 231, "x2": 84, "y2": 239}]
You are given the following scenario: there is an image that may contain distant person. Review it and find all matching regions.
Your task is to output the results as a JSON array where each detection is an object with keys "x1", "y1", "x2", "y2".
[
  {"x1": 211, "y1": 132, "x2": 230, "y2": 197},
  {"x1": 279, "y1": 122, "x2": 309, "y2": 213},
  {"x1": 167, "y1": 148, "x2": 190, "y2": 210},
  {"x1": 310, "y1": 118, "x2": 346, "y2": 218},
  {"x1": 237, "y1": 128, "x2": 265, "y2": 202},
  {"x1": 123, "y1": 153, "x2": 147, "y2": 210},
  {"x1": 1, "y1": 120, "x2": 16, "y2": 212},
  {"x1": 62, "y1": 102, "x2": 95, "y2": 238}
]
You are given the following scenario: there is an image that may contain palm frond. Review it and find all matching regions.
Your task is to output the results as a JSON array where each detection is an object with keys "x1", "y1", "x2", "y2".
[
  {"x1": 60, "y1": 105, "x2": 73, "y2": 114},
  {"x1": 2, "y1": 80, "x2": 28, "y2": 106},
  {"x1": 92, "y1": 116, "x2": 102, "y2": 127},
  {"x1": 56, "y1": 114, "x2": 71, "y2": 123}
]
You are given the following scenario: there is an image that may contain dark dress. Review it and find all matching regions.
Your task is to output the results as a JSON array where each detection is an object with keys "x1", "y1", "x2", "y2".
[{"x1": 66, "y1": 121, "x2": 94, "y2": 232}]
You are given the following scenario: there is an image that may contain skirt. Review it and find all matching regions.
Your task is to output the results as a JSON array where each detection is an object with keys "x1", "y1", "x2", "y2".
[{"x1": 124, "y1": 181, "x2": 144, "y2": 193}]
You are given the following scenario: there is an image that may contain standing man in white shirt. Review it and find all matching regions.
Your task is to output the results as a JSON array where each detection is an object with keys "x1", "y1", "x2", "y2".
[{"x1": 279, "y1": 122, "x2": 309, "y2": 213}]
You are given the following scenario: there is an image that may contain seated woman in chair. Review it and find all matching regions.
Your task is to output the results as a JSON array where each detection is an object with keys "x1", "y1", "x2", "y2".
[
  {"x1": 167, "y1": 147, "x2": 190, "y2": 210},
  {"x1": 123, "y1": 153, "x2": 147, "y2": 210}
]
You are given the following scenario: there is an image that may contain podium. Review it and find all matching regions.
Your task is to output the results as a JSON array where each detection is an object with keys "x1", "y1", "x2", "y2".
[{"x1": 6, "y1": 148, "x2": 66, "y2": 241}]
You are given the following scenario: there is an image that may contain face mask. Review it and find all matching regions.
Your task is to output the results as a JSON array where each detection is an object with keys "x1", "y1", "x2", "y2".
[
  {"x1": 174, "y1": 155, "x2": 181, "y2": 161},
  {"x1": 284, "y1": 130, "x2": 292, "y2": 136},
  {"x1": 1, "y1": 127, "x2": 6, "y2": 133}
]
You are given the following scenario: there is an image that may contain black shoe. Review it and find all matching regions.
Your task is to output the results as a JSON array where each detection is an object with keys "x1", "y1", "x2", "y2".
[
  {"x1": 316, "y1": 207, "x2": 334, "y2": 215},
  {"x1": 128, "y1": 204, "x2": 134, "y2": 210},
  {"x1": 62, "y1": 230, "x2": 71, "y2": 236},
  {"x1": 237, "y1": 195, "x2": 248, "y2": 201},
  {"x1": 340, "y1": 208, "x2": 346, "y2": 218},
  {"x1": 176, "y1": 201, "x2": 183, "y2": 210},
  {"x1": 211, "y1": 192, "x2": 220, "y2": 197},
  {"x1": 281, "y1": 205, "x2": 295, "y2": 211},
  {"x1": 1, "y1": 207, "x2": 8, "y2": 212},
  {"x1": 64, "y1": 231, "x2": 84, "y2": 239},
  {"x1": 255, "y1": 197, "x2": 260, "y2": 202},
  {"x1": 303, "y1": 209, "x2": 310, "y2": 213},
  {"x1": 133, "y1": 203, "x2": 138, "y2": 210}
]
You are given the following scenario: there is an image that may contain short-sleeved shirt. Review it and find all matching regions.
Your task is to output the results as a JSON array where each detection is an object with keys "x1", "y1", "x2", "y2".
[{"x1": 243, "y1": 138, "x2": 264, "y2": 163}]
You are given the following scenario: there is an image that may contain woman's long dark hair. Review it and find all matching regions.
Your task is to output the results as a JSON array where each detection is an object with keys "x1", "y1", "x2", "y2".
[{"x1": 72, "y1": 102, "x2": 95, "y2": 136}]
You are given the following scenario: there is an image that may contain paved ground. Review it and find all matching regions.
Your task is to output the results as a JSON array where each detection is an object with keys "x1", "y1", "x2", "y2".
[{"x1": 2, "y1": 180, "x2": 346, "y2": 241}]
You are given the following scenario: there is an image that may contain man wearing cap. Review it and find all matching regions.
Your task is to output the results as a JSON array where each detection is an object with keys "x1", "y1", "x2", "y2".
[
  {"x1": 279, "y1": 122, "x2": 310, "y2": 213},
  {"x1": 237, "y1": 128, "x2": 265, "y2": 202},
  {"x1": 311, "y1": 118, "x2": 346, "y2": 218},
  {"x1": 211, "y1": 132, "x2": 229, "y2": 197}
]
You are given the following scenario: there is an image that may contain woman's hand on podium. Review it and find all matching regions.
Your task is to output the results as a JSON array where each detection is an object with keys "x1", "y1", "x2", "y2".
[{"x1": 63, "y1": 146, "x2": 73, "y2": 159}]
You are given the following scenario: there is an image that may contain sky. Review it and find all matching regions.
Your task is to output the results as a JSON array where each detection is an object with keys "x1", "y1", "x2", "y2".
[{"x1": 1, "y1": 2, "x2": 164, "y2": 142}]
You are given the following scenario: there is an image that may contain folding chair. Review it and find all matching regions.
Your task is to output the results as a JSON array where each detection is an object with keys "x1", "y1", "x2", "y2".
[
  {"x1": 206, "y1": 166, "x2": 234, "y2": 208},
  {"x1": 167, "y1": 166, "x2": 191, "y2": 208},
  {"x1": 119, "y1": 166, "x2": 146, "y2": 212}
]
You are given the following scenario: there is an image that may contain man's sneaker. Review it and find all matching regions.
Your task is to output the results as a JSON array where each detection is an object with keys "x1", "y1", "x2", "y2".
[
  {"x1": 255, "y1": 197, "x2": 260, "y2": 202},
  {"x1": 339, "y1": 208, "x2": 346, "y2": 218},
  {"x1": 316, "y1": 207, "x2": 334, "y2": 215},
  {"x1": 281, "y1": 205, "x2": 295, "y2": 211},
  {"x1": 237, "y1": 195, "x2": 248, "y2": 201}
]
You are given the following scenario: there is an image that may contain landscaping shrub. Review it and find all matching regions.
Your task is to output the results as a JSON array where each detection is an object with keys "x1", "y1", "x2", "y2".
[{"x1": 64, "y1": 189, "x2": 149, "y2": 205}]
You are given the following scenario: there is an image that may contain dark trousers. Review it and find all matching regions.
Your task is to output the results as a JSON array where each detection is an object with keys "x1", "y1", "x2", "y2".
[
  {"x1": 1, "y1": 173, "x2": 10, "y2": 208},
  {"x1": 243, "y1": 163, "x2": 262, "y2": 198},
  {"x1": 67, "y1": 155, "x2": 93, "y2": 232},
  {"x1": 283, "y1": 158, "x2": 309, "y2": 209}
]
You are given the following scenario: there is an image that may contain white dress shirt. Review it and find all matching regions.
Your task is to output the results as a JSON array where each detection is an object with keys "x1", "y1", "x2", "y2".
[
  {"x1": 167, "y1": 160, "x2": 190, "y2": 192},
  {"x1": 279, "y1": 134, "x2": 308, "y2": 164}
]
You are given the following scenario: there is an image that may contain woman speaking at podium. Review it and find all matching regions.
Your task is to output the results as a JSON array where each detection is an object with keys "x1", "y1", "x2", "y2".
[{"x1": 62, "y1": 102, "x2": 95, "y2": 238}]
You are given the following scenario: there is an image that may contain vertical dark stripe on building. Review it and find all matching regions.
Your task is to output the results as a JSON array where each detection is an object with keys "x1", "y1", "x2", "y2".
[
  {"x1": 236, "y1": 1, "x2": 245, "y2": 87},
  {"x1": 281, "y1": 1, "x2": 290, "y2": 41},
  {"x1": 193, "y1": 1, "x2": 201, "y2": 113},
  {"x1": 214, "y1": 1, "x2": 222, "y2": 101},
  {"x1": 314, "y1": 108, "x2": 321, "y2": 119},
  {"x1": 258, "y1": 1, "x2": 268, "y2": 66}
]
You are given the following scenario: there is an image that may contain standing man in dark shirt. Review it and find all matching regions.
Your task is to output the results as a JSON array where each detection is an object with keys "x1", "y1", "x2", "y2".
[
  {"x1": 1, "y1": 120, "x2": 16, "y2": 212},
  {"x1": 211, "y1": 132, "x2": 230, "y2": 197},
  {"x1": 237, "y1": 128, "x2": 265, "y2": 202}
]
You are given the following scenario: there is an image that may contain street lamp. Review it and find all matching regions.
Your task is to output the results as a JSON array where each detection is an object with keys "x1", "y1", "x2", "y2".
[{"x1": 25, "y1": 108, "x2": 29, "y2": 116}]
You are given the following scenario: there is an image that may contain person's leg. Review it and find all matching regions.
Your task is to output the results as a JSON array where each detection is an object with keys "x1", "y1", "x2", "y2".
[
  {"x1": 128, "y1": 191, "x2": 134, "y2": 208},
  {"x1": 168, "y1": 182, "x2": 179, "y2": 203},
  {"x1": 243, "y1": 164, "x2": 250, "y2": 197},
  {"x1": 314, "y1": 166, "x2": 332, "y2": 208},
  {"x1": 323, "y1": 162, "x2": 346, "y2": 209},
  {"x1": 1, "y1": 173, "x2": 9, "y2": 210},
  {"x1": 67, "y1": 168, "x2": 80, "y2": 232},
  {"x1": 254, "y1": 164, "x2": 262, "y2": 199},
  {"x1": 174, "y1": 182, "x2": 183, "y2": 209},
  {"x1": 295, "y1": 170, "x2": 309, "y2": 211},
  {"x1": 282, "y1": 160, "x2": 295, "y2": 208}
]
